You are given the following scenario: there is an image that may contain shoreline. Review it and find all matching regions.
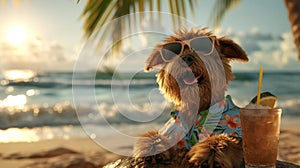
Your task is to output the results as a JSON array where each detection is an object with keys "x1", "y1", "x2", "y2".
[{"x1": 0, "y1": 125, "x2": 299, "y2": 168}]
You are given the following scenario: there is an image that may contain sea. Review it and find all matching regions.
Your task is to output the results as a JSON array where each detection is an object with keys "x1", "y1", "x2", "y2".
[{"x1": 0, "y1": 69, "x2": 300, "y2": 143}]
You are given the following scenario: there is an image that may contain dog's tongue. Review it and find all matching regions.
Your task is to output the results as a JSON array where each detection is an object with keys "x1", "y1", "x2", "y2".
[{"x1": 183, "y1": 74, "x2": 200, "y2": 85}]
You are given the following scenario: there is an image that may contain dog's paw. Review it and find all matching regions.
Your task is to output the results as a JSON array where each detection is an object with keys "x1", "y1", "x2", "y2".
[
  {"x1": 133, "y1": 131, "x2": 175, "y2": 166},
  {"x1": 187, "y1": 134, "x2": 243, "y2": 168}
]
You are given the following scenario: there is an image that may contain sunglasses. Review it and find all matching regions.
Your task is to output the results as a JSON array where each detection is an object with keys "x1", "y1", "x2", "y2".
[{"x1": 160, "y1": 36, "x2": 216, "y2": 62}]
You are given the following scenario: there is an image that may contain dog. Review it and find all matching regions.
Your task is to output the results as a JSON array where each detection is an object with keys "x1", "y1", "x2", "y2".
[
  {"x1": 104, "y1": 27, "x2": 248, "y2": 167},
  {"x1": 133, "y1": 27, "x2": 248, "y2": 167}
]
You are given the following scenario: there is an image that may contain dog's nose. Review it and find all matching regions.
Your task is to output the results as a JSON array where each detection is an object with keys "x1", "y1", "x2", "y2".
[{"x1": 180, "y1": 54, "x2": 194, "y2": 66}]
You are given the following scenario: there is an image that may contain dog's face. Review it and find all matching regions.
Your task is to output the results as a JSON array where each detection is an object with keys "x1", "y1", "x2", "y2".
[
  {"x1": 187, "y1": 134, "x2": 243, "y2": 168},
  {"x1": 145, "y1": 28, "x2": 248, "y2": 112}
]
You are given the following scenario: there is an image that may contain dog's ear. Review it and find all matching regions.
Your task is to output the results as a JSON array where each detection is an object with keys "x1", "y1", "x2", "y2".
[
  {"x1": 218, "y1": 37, "x2": 249, "y2": 62},
  {"x1": 144, "y1": 49, "x2": 164, "y2": 72}
]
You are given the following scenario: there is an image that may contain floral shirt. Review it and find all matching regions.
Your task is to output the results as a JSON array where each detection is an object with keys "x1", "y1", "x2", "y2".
[{"x1": 158, "y1": 95, "x2": 242, "y2": 149}]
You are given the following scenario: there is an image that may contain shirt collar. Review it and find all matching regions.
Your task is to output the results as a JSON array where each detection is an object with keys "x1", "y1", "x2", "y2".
[{"x1": 170, "y1": 95, "x2": 236, "y2": 131}]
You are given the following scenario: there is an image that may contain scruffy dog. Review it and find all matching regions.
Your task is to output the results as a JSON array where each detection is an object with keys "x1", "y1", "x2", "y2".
[{"x1": 105, "y1": 27, "x2": 248, "y2": 168}]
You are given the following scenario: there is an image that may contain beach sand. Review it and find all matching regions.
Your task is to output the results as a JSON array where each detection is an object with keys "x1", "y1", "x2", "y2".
[{"x1": 0, "y1": 125, "x2": 299, "y2": 168}]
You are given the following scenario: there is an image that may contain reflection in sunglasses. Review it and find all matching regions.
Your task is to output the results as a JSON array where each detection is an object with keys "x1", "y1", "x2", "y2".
[{"x1": 160, "y1": 36, "x2": 215, "y2": 62}]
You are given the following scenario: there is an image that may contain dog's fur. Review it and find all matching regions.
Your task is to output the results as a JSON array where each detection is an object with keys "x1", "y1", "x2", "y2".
[
  {"x1": 133, "y1": 131, "x2": 175, "y2": 164},
  {"x1": 104, "y1": 131, "x2": 189, "y2": 168},
  {"x1": 107, "y1": 27, "x2": 248, "y2": 167},
  {"x1": 106, "y1": 134, "x2": 243, "y2": 168},
  {"x1": 187, "y1": 134, "x2": 243, "y2": 168},
  {"x1": 133, "y1": 131, "x2": 190, "y2": 168}
]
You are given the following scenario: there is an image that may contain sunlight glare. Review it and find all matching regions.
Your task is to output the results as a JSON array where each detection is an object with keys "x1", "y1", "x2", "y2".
[
  {"x1": 6, "y1": 25, "x2": 28, "y2": 46},
  {"x1": 0, "y1": 128, "x2": 40, "y2": 143},
  {"x1": 3, "y1": 69, "x2": 36, "y2": 82},
  {"x1": 0, "y1": 94, "x2": 27, "y2": 108}
]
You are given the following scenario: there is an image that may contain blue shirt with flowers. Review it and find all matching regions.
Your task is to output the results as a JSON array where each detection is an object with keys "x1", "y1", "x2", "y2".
[{"x1": 159, "y1": 95, "x2": 242, "y2": 149}]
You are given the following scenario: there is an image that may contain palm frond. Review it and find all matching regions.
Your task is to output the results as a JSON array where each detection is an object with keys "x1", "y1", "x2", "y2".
[
  {"x1": 284, "y1": 0, "x2": 300, "y2": 60},
  {"x1": 81, "y1": 0, "x2": 199, "y2": 57},
  {"x1": 168, "y1": 0, "x2": 176, "y2": 27},
  {"x1": 209, "y1": 0, "x2": 241, "y2": 28},
  {"x1": 188, "y1": 0, "x2": 196, "y2": 17},
  {"x1": 180, "y1": 0, "x2": 186, "y2": 19},
  {"x1": 157, "y1": 0, "x2": 161, "y2": 24}
]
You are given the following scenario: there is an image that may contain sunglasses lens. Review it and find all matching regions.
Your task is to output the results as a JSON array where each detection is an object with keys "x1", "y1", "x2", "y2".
[
  {"x1": 190, "y1": 37, "x2": 213, "y2": 54},
  {"x1": 161, "y1": 43, "x2": 182, "y2": 60}
]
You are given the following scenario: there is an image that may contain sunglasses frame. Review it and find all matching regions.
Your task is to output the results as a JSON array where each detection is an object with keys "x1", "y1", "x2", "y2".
[{"x1": 160, "y1": 36, "x2": 217, "y2": 62}]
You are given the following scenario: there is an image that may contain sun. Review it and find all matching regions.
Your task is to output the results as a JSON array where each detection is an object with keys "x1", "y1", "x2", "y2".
[{"x1": 6, "y1": 25, "x2": 28, "y2": 46}]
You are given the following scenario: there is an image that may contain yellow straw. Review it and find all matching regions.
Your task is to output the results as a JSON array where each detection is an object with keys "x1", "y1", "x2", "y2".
[{"x1": 256, "y1": 66, "x2": 264, "y2": 105}]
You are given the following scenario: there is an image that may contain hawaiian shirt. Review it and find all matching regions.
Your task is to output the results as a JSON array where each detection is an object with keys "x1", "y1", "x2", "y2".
[{"x1": 158, "y1": 95, "x2": 242, "y2": 149}]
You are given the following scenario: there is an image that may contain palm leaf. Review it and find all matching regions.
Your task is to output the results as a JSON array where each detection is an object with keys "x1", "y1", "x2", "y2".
[
  {"x1": 284, "y1": 0, "x2": 300, "y2": 60},
  {"x1": 80, "y1": 0, "x2": 199, "y2": 58},
  {"x1": 209, "y1": 0, "x2": 241, "y2": 28}
]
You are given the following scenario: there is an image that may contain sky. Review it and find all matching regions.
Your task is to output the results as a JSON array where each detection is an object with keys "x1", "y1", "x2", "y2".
[{"x1": 0, "y1": 0, "x2": 299, "y2": 72}]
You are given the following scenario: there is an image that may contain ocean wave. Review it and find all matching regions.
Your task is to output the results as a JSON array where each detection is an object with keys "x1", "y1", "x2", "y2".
[
  {"x1": 4, "y1": 79, "x2": 157, "y2": 89},
  {"x1": 278, "y1": 99, "x2": 300, "y2": 116},
  {"x1": 1, "y1": 70, "x2": 157, "y2": 89},
  {"x1": 3, "y1": 71, "x2": 299, "y2": 88},
  {"x1": 1, "y1": 97, "x2": 300, "y2": 129},
  {"x1": 0, "y1": 100, "x2": 171, "y2": 130},
  {"x1": 0, "y1": 103, "x2": 79, "y2": 129},
  {"x1": 1, "y1": 71, "x2": 300, "y2": 129}
]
